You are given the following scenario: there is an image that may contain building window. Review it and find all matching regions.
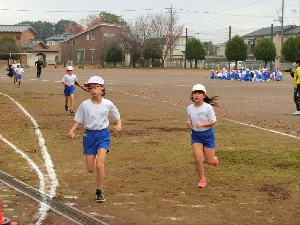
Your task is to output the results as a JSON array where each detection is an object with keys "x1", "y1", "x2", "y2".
[
  {"x1": 91, "y1": 34, "x2": 95, "y2": 40},
  {"x1": 72, "y1": 41, "x2": 76, "y2": 45},
  {"x1": 86, "y1": 34, "x2": 89, "y2": 40},
  {"x1": 110, "y1": 34, "x2": 115, "y2": 37},
  {"x1": 67, "y1": 41, "x2": 70, "y2": 45},
  {"x1": 16, "y1": 36, "x2": 21, "y2": 40},
  {"x1": 104, "y1": 33, "x2": 109, "y2": 37},
  {"x1": 92, "y1": 50, "x2": 96, "y2": 63},
  {"x1": 48, "y1": 41, "x2": 52, "y2": 45},
  {"x1": 76, "y1": 50, "x2": 85, "y2": 63}
]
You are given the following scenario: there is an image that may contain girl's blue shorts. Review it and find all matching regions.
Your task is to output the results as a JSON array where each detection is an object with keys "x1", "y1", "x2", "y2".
[
  {"x1": 83, "y1": 128, "x2": 110, "y2": 155},
  {"x1": 16, "y1": 75, "x2": 22, "y2": 80},
  {"x1": 191, "y1": 127, "x2": 215, "y2": 148},
  {"x1": 64, "y1": 85, "x2": 75, "y2": 96}
]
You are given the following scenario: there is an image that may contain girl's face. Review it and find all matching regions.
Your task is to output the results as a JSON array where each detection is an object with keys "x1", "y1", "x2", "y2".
[{"x1": 191, "y1": 91, "x2": 206, "y2": 102}]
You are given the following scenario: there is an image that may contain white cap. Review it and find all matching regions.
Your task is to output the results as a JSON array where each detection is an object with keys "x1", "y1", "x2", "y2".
[
  {"x1": 84, "y1": 76, "x2": 104, "y2": 87},
  {"x1": 67, "y1": 66, "x2": 73, "y2": 71},
  {"x1": 17, "y1": 63, "x2": 20, "y2": 66},
  {"x1": 192, "y1": 84, "x2": 206, "y2": 93}
]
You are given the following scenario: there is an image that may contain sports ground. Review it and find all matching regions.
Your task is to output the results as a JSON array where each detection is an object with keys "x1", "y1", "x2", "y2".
[{"x1": 0, "y1": 67, "x2": 299, "y2": 224}]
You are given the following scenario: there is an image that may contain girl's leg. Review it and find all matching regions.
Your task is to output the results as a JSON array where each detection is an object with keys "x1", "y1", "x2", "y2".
[
  {"x1": 203, "y1": 147, "x2": 217, "y2": 165},
  {"x1": 69, "y1": 94, "x2": 75, "y2": 111},
  {"x1": 95, "y1": 148, "x2": 107, "y2": 190},
  {"x1": 192, "y1": 143, "x2": 205, "y2": 180}
]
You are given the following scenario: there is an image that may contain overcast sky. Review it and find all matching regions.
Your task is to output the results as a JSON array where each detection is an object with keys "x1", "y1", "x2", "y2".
[{"x1": 0, "y1": 0, "x2": 299, "y2": 44}]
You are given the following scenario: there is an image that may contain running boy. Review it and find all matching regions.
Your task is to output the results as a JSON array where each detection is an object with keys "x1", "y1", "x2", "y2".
[
  {"x1": 61, "y1": 66, "x2": 82, "y2": 113},
  {"x1": 67, "y1": 76, "x2": 121, "y2": 202},
  {"x1": 187, "y1": 84, "x2": 219, "y2": 188},
  {"x1": 15, "y1": 63, "x2": 24, "y2": 88}
]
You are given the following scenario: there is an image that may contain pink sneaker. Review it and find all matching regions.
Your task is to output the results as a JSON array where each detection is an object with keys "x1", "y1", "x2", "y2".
[
  {"x1": 197, "y1": 179, "x2": 206, "y2": 188},
  {"x1": 213, "y1": 157, "x2": 218, "y2": 167}
]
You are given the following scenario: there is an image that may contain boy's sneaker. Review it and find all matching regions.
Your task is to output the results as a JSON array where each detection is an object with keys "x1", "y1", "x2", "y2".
[
  {"x1": 70, "y1": 109, "x2": 74, "y2": 113},
  {"x1": 65, "y1": 105, "x2": 68, "y2": 111},
  {"x1": 213, "y1": 157, "x2": 219, "y2": 167},
  {"x1": 292, "y1": 111, "x2": 300, "y2": 115},
  {"x1": 197, "y1": 179, "x2": 206, "y2": 188},
  {"x1": 96, "y1": 189, "x2": 105, "y2": 202}
]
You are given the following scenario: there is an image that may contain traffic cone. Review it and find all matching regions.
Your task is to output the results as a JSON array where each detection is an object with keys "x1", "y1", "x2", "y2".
[{"x1": 0, "y1": 203, "x2": 11, "y2": 225}]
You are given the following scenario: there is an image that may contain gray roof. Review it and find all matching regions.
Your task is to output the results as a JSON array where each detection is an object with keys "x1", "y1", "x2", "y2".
[
  {"x1": 283, "y1": 26, "x2": 300, "y2": 35},
  {"x1": 0, "y1": 24, "x2": 37, "y2": 34},
  {"x1": 21, "y1": 40, "x2": 49, "y2": 49},
  {"x1": 45, "y1": 33, "x2": 73, "y2": 41},
  {"x1": 243, "y1": 25, "x2": 295, "y2": 37}
]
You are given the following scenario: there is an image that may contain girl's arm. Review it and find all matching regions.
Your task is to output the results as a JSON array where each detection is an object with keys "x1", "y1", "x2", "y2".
[{"x1": 67, "y1": 121, "x2": 81, "y2": 139}]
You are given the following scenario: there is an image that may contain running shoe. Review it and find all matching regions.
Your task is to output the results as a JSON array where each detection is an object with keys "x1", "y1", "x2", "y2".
[
  {"x1": 65, "y1": 105, "x2": 68, "y2": 111},
  {"x1": 70, "y1": 109, "x2": 74, "y2": 113},
  {"x1": 292, "y1": 111, "x2": 300, "y2": 115},
  {"x1": 96, "y1": 189, "x2": 105, "y2": 202},
  {"x1": 197, "y1": 179, "x2": 206, "y2": 188}
]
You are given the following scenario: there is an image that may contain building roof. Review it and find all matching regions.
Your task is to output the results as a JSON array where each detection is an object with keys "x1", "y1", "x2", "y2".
[
  {"x1": 0, "y1": 24, "x2": 38, "y2": 34},
  {"x1": 21, "y1": 40, "x2": 49, "y2": 49},
  {"x1": 59, "y1": 23, "x2": 122, "y2": 44},
  {"x1": 45, "y1": 33, "x2": 73, "y2": 41},
  {"x1": 283, "y1": 26, "x2": 300, "y2": 35},
  {"x1": 243, "y1": 25, "x2": 295, "y2": 37}
]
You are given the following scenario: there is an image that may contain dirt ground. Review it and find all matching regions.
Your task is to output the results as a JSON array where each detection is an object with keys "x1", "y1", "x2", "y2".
[{"x1": 0, "y1": 67, "x2": 299, "y2": 225}]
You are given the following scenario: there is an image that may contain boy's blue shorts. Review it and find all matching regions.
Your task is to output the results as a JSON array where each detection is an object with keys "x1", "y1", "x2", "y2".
[
  {"x1": 191, "y1": 127, "x2": 215, "y2": 148},
  {"x1": 16, "y1": 75, "x2": 22, "y2": 80},
  {"x1": 83, "y1": 128, "x2": 110, "y2": 155},
  {"x1": 64, "y1": 85, "x2": 75, "y2": 96}
]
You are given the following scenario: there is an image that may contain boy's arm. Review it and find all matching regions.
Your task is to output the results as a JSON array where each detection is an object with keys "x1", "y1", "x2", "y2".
[
  {"x1": 113, "y1": 119, "x2": 122, "y2": 131},
  {"x1": 68, "y1": 121, "x2": 81, "y2": 139}
]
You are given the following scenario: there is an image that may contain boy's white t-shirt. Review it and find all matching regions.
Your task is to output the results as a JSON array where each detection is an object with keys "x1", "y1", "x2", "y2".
[
  {"x1": 187, "y1": 102, "x2": 216, "y2": 132},
  {"x1": 74, "y1": 98, "x2": 120, "y2": 130},
  {"x1": 61, "y1": 74, "x2": 78, "y2": 86}
]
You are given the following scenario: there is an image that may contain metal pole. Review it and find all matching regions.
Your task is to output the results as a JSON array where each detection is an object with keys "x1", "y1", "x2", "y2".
[{"x1": 184, "y1": 28, "x2": 187, "y2": 69}]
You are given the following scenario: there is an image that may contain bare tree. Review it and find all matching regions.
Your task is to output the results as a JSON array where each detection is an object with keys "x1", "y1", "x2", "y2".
[{"x1": 149, "y1": 11, "x2": 183, "y2": 68}]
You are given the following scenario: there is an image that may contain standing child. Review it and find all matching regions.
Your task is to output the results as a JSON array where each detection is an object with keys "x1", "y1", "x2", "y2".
[
  {"x1": 15, "y1": 63, "x2": 24, "y2": 88},
  {"x1": 67, "y1": 76, "x2": 121, "y2": 202},
  {"x1": 61, "y1": 66, "x2": 82, "y2": 113},
  {"x1": 187, "y1": 84, "x2": 219, "y2": 188}
]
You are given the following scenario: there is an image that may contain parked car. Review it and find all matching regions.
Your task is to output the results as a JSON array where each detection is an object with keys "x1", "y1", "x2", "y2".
[{"x1": 22, "y1": 64, "x2": 29, "y2": 68}]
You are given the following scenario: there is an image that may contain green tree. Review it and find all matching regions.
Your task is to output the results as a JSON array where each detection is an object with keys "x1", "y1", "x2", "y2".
[
  {"x1": 185, "y1": 38, "x2": 205, "y2": 69},
  {"x1": 105, "y1": 41, "x2": 122, "y2": 67},
  {"x1": 225, "y1": 35, "x2": 247, "y2": 69},
  {"x1": 281, "y1": 36, "x2": 300, "y2": 62},
  {"x1": 0, "y1": 35, "x2": 20, "y2": 63},
  {"x1": 55, "y1": 20, "x2": 72, "y2": 34},
  {"x1": 18, "y1": 21, "x2": 54, "y2": 41},
  {"x1": 253, "y1": 38, "x2": 276, "y2": 68},
  {"x1": 99, "y1": 12, "x2": 126, "y2": 25},
  {"x1": 143, "y1": 38, "x2": 161, "y2": 67}
]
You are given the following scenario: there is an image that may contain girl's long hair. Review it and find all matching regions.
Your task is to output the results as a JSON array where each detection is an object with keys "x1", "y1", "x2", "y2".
[{"x1": 190, "y1": 94, "x2": 219, "y2": 107}]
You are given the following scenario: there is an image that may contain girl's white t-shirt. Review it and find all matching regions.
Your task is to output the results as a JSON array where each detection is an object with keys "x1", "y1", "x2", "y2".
[
  {"x1": 187, "y1": 102, "x2": 216, "y2": 132},
  {"x1": 74, "y1": 98, "x2": 120, "y2": 130},
  {"x1": 61, "y1": 74, "x2": 78, "y2": 86}
]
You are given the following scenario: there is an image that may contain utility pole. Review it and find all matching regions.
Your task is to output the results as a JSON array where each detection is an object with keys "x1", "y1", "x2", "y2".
[
  {"x1": 271, "y1": 24, "x2": 274, "y2": 70},
  {"x1": 280, "y1": 0, "x2": 284, "y2": 55},
  {"x1": 229, "y1": 26, "x2": 231, "y2": 69},
  {"x1": 184, "y1": 28, "x2": 187, "y2": 69},
  {"x1": 167, "y1": 5, "x2": 174, "y2": 68}
]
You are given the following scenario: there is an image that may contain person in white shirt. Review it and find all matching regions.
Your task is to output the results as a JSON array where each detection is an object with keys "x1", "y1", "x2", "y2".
[
  {"x1": 186, "y1": 84, "x2": 219, "y2": 188},
  {"x1": 11, "y1": 59, "x2": 18, "y2": 83},
  {"x1": 67, "y1": 76, "x2": 121, "y2": 203},
  {"x1": 61, "y1": 66, "x2": 83, "y2": 113},
  {"x1": 15, "y1": 63, "x2": 24, "y2": 88}
]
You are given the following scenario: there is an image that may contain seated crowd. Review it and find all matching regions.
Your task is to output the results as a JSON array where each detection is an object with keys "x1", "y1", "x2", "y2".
[{"x1": 208, "y1": 67, "x2": 283, "y2": 81}]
